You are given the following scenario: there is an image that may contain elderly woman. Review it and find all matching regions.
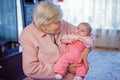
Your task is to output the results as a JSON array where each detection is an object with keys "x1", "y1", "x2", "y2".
[{"x1": 19, "y1": 1, "x2": 90, "y2": 80}]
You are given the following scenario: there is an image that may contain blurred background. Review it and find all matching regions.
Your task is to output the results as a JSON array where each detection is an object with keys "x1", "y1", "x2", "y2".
[{"x1": 0, "y1": 0, "x2": 120, "y2": 80}]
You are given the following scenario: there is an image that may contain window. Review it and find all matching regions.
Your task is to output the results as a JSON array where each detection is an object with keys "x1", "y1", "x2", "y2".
[{"x1": 57, "y1": 0, "x2": 120, "y2": 30}]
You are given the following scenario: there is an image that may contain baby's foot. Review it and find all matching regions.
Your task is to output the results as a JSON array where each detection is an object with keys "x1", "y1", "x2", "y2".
[
  {"x1": 55, "y1": 74, "x2": 63, "y2": 80},
  {"x1": 73, "y1": 76, "x2": 83, "y2": 80}
]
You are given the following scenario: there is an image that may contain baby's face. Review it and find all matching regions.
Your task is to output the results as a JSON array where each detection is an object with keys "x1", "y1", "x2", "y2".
[{"x1": 75, "y1": 25, "x2": 90, "y2": 37}]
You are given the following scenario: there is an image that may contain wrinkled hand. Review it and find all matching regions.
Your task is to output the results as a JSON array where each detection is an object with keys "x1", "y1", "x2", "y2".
[
  {"x1": 67, "y1": 63, "x2": 82, "y2": 74},
  {"x1": 78, "y1": 48, "x2": 91, "y2": 72}
]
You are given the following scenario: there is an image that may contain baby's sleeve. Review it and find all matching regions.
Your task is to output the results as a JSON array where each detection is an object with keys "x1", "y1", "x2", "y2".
[{"x1": 84, "y1": 35, "x2": 95, "y2": 48}]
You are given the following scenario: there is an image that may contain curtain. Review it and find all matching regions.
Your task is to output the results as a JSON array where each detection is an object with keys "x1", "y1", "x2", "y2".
[
  {"x1": 0, "y1": 0, "x2": 18, "y2": 42},
  {"x1": 56, "y1": 0, "x2": 120, "y2": 50}
]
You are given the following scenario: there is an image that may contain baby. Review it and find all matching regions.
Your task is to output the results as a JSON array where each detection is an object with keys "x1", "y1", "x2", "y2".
[{"x1": 54, "y1": 22, "x2": 95, "y2": 80}]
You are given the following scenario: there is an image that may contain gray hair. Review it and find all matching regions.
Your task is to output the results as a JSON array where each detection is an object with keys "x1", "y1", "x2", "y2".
[{"x1": 33, "y1": 1, "x2": 63, "y2": 28}]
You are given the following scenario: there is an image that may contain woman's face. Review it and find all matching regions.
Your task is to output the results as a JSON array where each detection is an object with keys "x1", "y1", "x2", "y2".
[{"x1": 43, "y1": 21, "x2": 61, "y2": 34}]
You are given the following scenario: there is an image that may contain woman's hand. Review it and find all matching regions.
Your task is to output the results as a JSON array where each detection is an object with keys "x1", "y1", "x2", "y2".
[
  {"x1": 67, "y1": 48, "x2": 91, "y2": 74},
  {"x1": 78, "y1": 48, "x2": 91, "y2": 72},
  {"x1": 67, "y1": 63, "x2": 82, "y2": 74}
]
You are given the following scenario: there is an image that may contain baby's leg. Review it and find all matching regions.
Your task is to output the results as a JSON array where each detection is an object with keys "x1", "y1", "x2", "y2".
[
  {"x1": 73, "y1": 75, "x2": 83, "y2": 80},
  {"x1": 75, "y1": 63, "x2": 86, "y2": 77},
  {"x1": 55, "y1": 74, "x2": 63, "y2": 80},
  {"x1": 54, "y1": 54, "x2": 70, "y2": 75},
  {"x1": 69, "y1": 63, "x2": 85, "y2": 80},
  {"x1": 54, "y1": 53, "x2": 74, "y2": 79}
]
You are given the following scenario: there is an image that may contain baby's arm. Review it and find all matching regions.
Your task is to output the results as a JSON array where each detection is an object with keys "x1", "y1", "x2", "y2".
[
  {"x1": 61, "y1": 34, "x2": 78, "y2": 44},
  {"x1": 77, "y1": 35, "x2": 95, "y2": 48}
]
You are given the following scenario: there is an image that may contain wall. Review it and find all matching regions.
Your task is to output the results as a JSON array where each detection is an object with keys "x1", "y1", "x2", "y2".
[{"x1": 94, "y1": 29, "x2": 120, "y2": 50}]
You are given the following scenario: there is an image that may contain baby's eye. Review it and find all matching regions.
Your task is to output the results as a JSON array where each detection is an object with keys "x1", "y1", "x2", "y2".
[
  {"x1": 77, "y1": 27, "x2": 79, "y2": 29},
  {"x1": 81, "y1": 30, "x2": 85, "y2": 32}
]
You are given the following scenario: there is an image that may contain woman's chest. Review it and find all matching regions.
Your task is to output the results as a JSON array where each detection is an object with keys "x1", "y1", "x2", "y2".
[{"x1": 33, "y1": 35, "x2": 61, "y2": 63}]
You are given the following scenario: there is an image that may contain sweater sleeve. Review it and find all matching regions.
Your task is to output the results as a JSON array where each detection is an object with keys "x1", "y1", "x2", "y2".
[
  {"x1": 84, "y1": 35, "x2": 95, "y2": 48},
  {"x1": 61, "y1": 20, "x2": 76, "y2": 34},
  {"x1": 19, "y1": 32, "x2": 55, "y2": 79}
]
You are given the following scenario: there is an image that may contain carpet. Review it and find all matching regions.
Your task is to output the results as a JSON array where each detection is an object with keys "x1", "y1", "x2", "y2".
[{"x1": 84, "y1": 51, "x2": 120, "y2": 80}]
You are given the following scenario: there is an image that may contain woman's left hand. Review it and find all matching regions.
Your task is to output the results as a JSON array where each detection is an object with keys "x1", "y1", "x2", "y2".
[
  {"x1": 67, "y1": 63, "x2": 82, "y2": 74},
  {"x1": 78, "y1": 48, "x2": 91, "y2": 72}
]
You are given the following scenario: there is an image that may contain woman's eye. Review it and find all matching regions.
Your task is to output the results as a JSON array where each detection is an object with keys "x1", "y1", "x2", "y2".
[{"x1": 55, "y1": 21, "x2": 61, "y2": 24}]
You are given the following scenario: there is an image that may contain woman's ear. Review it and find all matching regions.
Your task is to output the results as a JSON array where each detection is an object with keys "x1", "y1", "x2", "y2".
[{"x1": 40, "y1": 24, "x2": 46, "y2": 31}]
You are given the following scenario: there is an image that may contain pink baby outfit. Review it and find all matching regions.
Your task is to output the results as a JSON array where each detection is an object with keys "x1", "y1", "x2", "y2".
[{"x1": 54, "y1": 34, "x2": 94, "y2": 77}]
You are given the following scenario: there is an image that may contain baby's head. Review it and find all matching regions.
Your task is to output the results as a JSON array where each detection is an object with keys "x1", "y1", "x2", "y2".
[{"x1": 75, "y1": 22, "x2": 92, "y2": 37}]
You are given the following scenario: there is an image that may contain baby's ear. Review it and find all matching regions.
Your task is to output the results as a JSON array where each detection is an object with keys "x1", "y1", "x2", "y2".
[{"x1": 88, "y1": 34, "x2": 91, "y2": 36}]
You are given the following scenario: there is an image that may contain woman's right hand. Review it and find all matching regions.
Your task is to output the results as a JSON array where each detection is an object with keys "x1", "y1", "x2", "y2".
[{"x1": 67, "y1": 63, "x2": 82, "y2": 74}]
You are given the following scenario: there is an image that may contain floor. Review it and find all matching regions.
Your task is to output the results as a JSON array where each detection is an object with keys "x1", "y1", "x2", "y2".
[{"x1": 84, "y1": 49, "x2": 120, "y2": 80}]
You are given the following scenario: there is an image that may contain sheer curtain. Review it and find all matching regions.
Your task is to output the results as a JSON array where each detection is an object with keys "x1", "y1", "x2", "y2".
[{"x1": 55, "y1": 0, "x2": 120, "y2": 50}]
